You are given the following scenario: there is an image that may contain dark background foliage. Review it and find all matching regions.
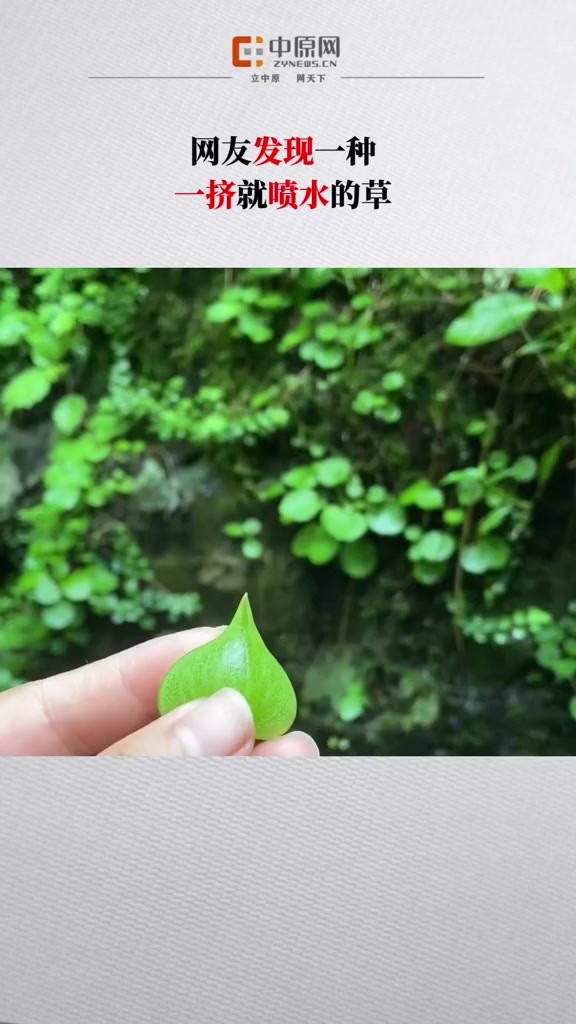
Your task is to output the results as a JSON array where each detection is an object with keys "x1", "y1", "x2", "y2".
[{"x1": 1, "y1": 267, "x2": 576, "y2": 754}]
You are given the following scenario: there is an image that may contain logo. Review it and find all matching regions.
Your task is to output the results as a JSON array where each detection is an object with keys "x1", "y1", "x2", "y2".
[
  {"x1": 232, "y1": 35, "x2": 264, "y2": 68},
  {"x1": 232, "y1": 35, "x2": 340, "y2": 69}
]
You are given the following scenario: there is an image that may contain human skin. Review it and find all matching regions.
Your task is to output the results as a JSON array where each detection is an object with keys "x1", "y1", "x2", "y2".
[{"x1": 0, "y1": 626, "x2": 319, "y2": 757}]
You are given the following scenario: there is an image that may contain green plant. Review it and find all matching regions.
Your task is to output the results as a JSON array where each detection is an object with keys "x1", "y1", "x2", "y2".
[
  {"x1": 157, "y1": 593, "x2": 297, "y2": 740},
  {"x1": 0, "y1": 270, "x2": 201, "y2": 689},
  {"x1": 3, "y1": 266, "x2": 576, "y2": 754},
  {"x1": 224, "y1": 517, "x2": 264, "y2": 560}
]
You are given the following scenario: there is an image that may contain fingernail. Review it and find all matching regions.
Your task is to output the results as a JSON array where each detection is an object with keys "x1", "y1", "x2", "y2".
[
  {"x1": 290, "y1": 732, "x2": 321, "y2": 756},
  {"x1": 174, "y1": 688, "x2": 254, "y2": 756},
  {"x1": 185, "y1": 625, "x2": 226, "y2": 642}
]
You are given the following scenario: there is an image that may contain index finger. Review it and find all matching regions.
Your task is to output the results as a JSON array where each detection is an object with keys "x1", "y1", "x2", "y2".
[{"x1": 0, "y1": 626, "x2": 223, "y2": 755}]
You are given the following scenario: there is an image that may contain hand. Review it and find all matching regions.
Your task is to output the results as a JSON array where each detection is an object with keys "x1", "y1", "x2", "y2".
[{"x1": 0, "y1": 627, "x2": 319, "y2": 757}]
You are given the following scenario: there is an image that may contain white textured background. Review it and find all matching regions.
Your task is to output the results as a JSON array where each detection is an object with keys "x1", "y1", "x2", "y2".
[
  {"x1": 1, "y1": 0, "x2": 575, "y2": 266},
  {"x1": 1, "y1": 758, "x2": 576, "y2": 1024}
]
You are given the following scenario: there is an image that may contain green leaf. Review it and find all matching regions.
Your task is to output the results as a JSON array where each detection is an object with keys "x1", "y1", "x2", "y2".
[
  {"x1": 89, "y1": 567, "x2": 119, "y2": 595},
  {"x1": 311, "y1": 346, "x2": 342, "y2": 370},
  {"x1": 282, "y1": 465, "x2": 318, "y2": 489},
  {"x1": 278, "y1": 326, "x2": 309, "y2": 352},
  {"x1": 366, "y1": 485, "x2": 388, "y2": 504},
  {"x1": 537, "y1": 643, "x2": 560, "y2": 670},
  {"x1": 2, "y1": 366, "x2": 60, "y2": 413},
  {"x1": 309, "y1": 443, "x2": 326, "y2": 459},
  {"x1": 350, "y1": 294, "x2": 374, "y2": 311},
  {"x1": 410, "y1": 693, "x2": 440, "y2": 727},
  {"x1": 352, "y1": 389, "x2": 384, "y2": 415},
  {"x1": 198, "y1": 385, "x2": 224, "y2": 404},
  {"x1": 404, "y1": 525, "x2": 423, "y2": 542},
  {"x1": 302, "y1": 269, "x2": 337, "y2": 288},
  {"x1": 0, "y1": 611, "x2": 48, "y2": 652},
  {"x1": 515, "y1": 268, "x2": 566, "y2": 294},
  {"x1": 348, "y1": 325, "x2": 380, "y2": 350},
  {"x1": 241, "y1": 538, "x2": 263, "y2": 560},
  {"x1": 339, "y1": 537, "x2": 378, "y2": 578},
  {"x1": 337, "y1": 681, "x2": 367, "y2": 722},
  {"x1": 306, "y1": 342, "x2": 345, "y2": 370},
  {"x1": 412, "y1": 530, "x2": 456, "y2": 563},
  {"x1": 465, "y1": 418, "x2": 488, "y2": 437},
  {"x1": 316, "y1": 322, "x2": 338, "y2": 341},
  {"x1": 442, "y1": 466, "x2": 486, "y2": 485},
  {"x1": 291, "y1": 524, "x2": 339, "y2": 565},
  {"x1": 400, "y1": 479, "x2": 444, "y2": 510},
  {"x1": 321, "y1": 505, "x2": 367, "y2": 542},
  {"x1": 0, "y1": 312, "x2": 28, "y2": 347},
  {"x1": 445, "y1": 293, "x2": 537, "y2": 347},
  {"x1": 41, "y1": 600, "x2": 77, "y2": 630},
  {"x1": 461, "y1": 537, "x2": 511, "y2": 574},
  {"x1": 315, "y1": 456, "x2": 352, "y2": 488},
  {"x1": 50, "y1": 310, "x2": 76, "y2": 336},
  {"x1": 52, "y1": 394, "x2": 87, "y2": 435},
  {"x1": 412, "y1": 561, "x2": 448, "y2": 586},
  {"x1": 224, "y1": 521, "x2": 245, "y2": 538},
  {"x1": 43, "y1": 485, "x2": 81, "y2": 510},
  {"x1": 33, "y1": 575, "x2": 61, "y2": 606},
  {"x1": 345, "y1": 475, "x2": 364, "y2": 499},
  {"x1": 457, "y1": 479, "x2": 484, "y2": 506},
  {"x1": 378, "y1": 403, "x2": 402, "y2": 424},
  {"x1": 487, "y1": 450, "x2": 508, "y2": 471},
  {"x1": 443, "y1": 508, "x2": 465, "y2": 526},
  {"x1": 258, "y1": 482, "x2": 284, "y2": 501},
  {"x1": 563, "y1": 639, "x2": 576, "y2": 658},
  {"x1": 224, "y1": 286, "x2": 260, "y2": 303},
  {"x1": 242, "y1": 518, "x2": 262, "y2": 537},
  {"x1": 538, "y1": 441, "x2": 563, "y2": 488},
  {"x1": 157, "y1": 593, "x2": 297, "y2": 741},
  {"x1": 205, "y1": 300, "x2": 241, "y2": 323},
  {"x1": 302, "y1": 300, "x2": 331, "y2": 318},
  {"x1": 381, "y1": 371, "x2": 405, "y2": 392},
  {"x1": 478, "y1": 505, "x2": 511, "y2": 535},
  {"x1": 368, "y1": 502, "x2": 406, "y2": 536},
  {"x1": 508, "y1": 455, "x2": 537, "y2": 482},
  {"x1": 554, "y1": 660, "x2": 576, "y2": 680},
  {"x1": 279, "y1": 488, "x2": 323, "y2": 523},
  {"x1": 61, "y1": 568, "x2": 95, "y2": 602},
  {"x1": 525, "y1": 608, "x2": 552, "y2": 629},
  {"x1": 237, "y1": 311, "x2": 273, "y2": 344}
]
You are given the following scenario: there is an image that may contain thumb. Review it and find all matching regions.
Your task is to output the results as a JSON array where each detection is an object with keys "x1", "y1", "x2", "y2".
[{"x1": 99, "y1": 688, "x2": 255, "y2": 757}]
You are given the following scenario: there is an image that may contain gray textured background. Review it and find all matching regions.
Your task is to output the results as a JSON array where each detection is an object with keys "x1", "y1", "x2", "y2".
[
  {"x1": 1, "y1": 0, "x2": 575, "y2": 265},
  {"x1": 1, "y1": 758, "x2": 576, "y2": 1024}
]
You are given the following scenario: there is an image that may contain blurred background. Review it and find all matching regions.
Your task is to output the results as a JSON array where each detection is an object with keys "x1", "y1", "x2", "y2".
[{"x1": 1, "y1": 267, "x2": 576, "y2": 754}]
